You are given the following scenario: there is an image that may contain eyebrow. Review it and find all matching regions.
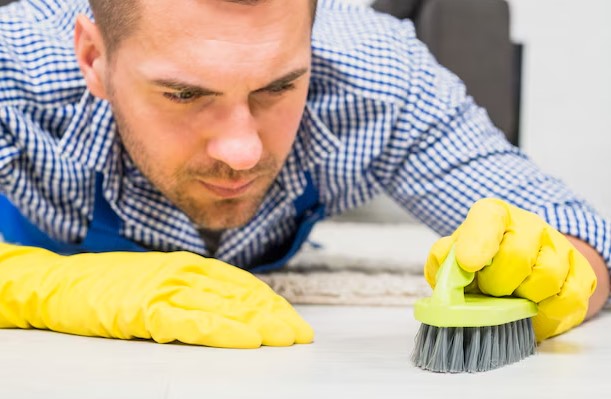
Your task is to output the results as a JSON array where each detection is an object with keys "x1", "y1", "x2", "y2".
[{"x1": 150, "y1": 67, "x2": 310, "y2": 96}]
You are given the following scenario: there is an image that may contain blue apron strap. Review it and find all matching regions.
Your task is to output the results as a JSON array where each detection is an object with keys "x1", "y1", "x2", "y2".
[
  {"x1": 0, "y1": 194, "x2": 79, "y2": 253},
  {"x1": 292, "y1": 172, "x2": 319, "y2": 217},
  {"x1": 0, "y1": 173, "x2": 146, "y2": 254},
  {"x1": 249, "y1": 172, "x2": 325, "y2": 273},
  {"x1": 79, "y1": 173, "x2": 147, "y2": 253},
  {"x1": 1, "y1": 171, "x2": 322, "y2": 263}
]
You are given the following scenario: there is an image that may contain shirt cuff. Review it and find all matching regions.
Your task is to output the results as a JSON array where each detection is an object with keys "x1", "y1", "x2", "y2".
[{"x1": 540, "y1": 201, "x2": 611, "y2": 273}]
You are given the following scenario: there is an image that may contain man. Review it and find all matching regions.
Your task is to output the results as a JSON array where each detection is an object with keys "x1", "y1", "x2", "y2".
[{"x1": 0, "y1": 0, "x2": 609, "y2": 348}]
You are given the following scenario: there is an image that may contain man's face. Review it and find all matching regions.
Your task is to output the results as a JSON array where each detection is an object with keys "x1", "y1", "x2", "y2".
[{"x1": 99, "y1": 0, "x2": 312, "y2": 230}]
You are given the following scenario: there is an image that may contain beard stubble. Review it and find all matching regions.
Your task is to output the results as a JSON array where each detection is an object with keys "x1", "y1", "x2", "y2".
[{"x1": 110, "y1": 101, "x2": 281, "y2": 231}]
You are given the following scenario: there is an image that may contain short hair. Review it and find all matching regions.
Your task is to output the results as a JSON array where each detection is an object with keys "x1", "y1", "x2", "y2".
[{"x1": 89, "y1": 0, "x2": 318, "y2": 57}]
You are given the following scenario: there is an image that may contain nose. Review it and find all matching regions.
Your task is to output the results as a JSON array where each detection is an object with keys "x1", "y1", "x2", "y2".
[{"x1": 206, "y1": 105, "x2": 263, "y2": 171}]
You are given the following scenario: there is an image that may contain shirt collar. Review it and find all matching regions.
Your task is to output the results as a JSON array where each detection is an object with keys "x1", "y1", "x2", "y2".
[
  {"x1": 276, "y1": 102, "x2": 342, "y2": 198},
  {"x1": 58, "y1": 91, "x2": 118, "y2": 173}
]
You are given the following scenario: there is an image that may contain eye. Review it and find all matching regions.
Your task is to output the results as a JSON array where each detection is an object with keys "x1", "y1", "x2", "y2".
[
  {"x1": 163, "y1": 90, "x2": 200, "y2": 103},
  {"x1": 264, "y1": 83, "x2": 296, "y2": 96}
]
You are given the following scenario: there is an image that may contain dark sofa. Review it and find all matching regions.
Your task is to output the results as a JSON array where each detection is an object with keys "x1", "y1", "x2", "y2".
[{"x1": 372, "y1": 0, "x2": 522, "y2": 145}]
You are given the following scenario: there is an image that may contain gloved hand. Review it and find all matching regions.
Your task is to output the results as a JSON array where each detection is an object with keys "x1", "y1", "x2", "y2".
[
  {"x1": 424, "y1": 198, "x2": 597, "y2": 341},
  {"x1": 0, "y1": 243, "x2": 314, "y2": 348}
]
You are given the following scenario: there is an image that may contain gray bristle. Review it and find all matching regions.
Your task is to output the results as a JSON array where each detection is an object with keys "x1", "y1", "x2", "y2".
[
  {"x1": 478, "y1": 326, "x2": 492, "y2": 372},
  {"x1": 411, "y1": 318, "x2": 536, "y2": 373},
  {"x1": 464, "y1": 326, "x2": 480, "y2": 372},
  {"x1": 506, "y1": 322, "x2": 516, "y2": 363},
  {"x1": 489, "y1": 325, "x2": 499, "y2": 370},
  {"x1": 499, "y1": 322, "x2": 507, "y2": 365},
  {"x1": 448, "y1": 327, "x2": 464, "y2": 373}
]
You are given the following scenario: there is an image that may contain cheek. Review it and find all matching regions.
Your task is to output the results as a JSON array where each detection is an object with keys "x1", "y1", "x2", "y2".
[
  {"x1": 111, "y1": 70, "x2": 203, "y2": 169},
  {"x1": 114, "y1": 93, "x2": 199, "y2": 177},
  {"x1": 258, "y1": 94, "x2": 306, "y2": 156}
]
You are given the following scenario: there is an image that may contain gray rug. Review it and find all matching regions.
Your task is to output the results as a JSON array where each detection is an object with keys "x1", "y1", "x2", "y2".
[{"x1": 257, "y1": 222, "x2": 439, "y2": 306}]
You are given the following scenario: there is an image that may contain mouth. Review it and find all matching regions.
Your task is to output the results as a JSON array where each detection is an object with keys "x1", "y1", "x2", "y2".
[{"x1": 198, "y1": 178, "x2": 256, "y2": 199}]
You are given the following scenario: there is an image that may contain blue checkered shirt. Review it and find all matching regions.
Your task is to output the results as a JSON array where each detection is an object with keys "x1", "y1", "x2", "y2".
[{"x1": 1, "y1": 0, "x2": 610, "y2": 270}]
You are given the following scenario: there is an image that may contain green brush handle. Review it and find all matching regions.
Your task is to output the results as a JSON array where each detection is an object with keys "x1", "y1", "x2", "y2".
[
  {"x1": 415, "y1": 245, "x2": 538, "y2": 328},
  {"x1": 430, "y1": 246, "x2": 474, "y2": 306}
]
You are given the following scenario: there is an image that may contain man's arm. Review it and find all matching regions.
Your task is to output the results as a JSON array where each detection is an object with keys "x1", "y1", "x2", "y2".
[
  {"x1": 364, "y1": 18, "x2": 611, "y2": 339},
  {"x1": 566, "y1": 235, "x2": 611, "y2": 318}
]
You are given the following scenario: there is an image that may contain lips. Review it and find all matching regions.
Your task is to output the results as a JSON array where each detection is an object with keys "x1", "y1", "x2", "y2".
[{"x1": 198, "y1": 178, "x2": 256, "y2": 199}]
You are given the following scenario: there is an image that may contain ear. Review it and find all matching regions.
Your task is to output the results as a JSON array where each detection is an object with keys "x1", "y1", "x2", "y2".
[{"x1": 74, "y1": 14, "x2": 109, "y2": 100}]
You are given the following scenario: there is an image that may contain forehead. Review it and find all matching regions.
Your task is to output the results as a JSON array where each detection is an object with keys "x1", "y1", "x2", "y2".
[{"x1": 123, "y1": 0, "x2": 312, "y2": 67}]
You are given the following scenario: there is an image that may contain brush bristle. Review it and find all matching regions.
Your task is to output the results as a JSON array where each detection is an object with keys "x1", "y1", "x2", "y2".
[{"x1": 411, "y1": 318, "x2": 536, "y2": 373}]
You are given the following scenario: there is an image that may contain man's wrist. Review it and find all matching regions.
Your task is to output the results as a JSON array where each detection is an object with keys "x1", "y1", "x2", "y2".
[{"x1": 565, "y1": 235, "x2": 611, "y2": 319}]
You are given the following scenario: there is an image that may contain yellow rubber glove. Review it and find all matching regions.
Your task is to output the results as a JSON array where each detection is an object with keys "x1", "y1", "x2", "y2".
[
  {"x1": 424, "y1": 198, "x2": 597, "y2": 341},
  {"x1": 0, "y1": 243, "x2": 314, "y2": 348}
]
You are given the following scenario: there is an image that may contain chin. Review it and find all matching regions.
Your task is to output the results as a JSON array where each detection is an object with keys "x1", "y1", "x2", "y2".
[{"x1": 192, "y1": 198, "x2": 262, "y2": 230}]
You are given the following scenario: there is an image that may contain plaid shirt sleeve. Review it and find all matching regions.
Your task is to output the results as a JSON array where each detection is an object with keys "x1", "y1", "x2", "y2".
[
  {"x1": 366, "y1": 18, "x2": 611, "y2": 270},
  {"x1": 307, "y1": 3, "x2": 610, "y2": 270}
]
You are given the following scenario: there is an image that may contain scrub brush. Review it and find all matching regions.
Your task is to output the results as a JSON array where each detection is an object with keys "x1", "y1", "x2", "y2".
[{"x1": 411, "y1": 246, "x2": 538, "y2": 373}]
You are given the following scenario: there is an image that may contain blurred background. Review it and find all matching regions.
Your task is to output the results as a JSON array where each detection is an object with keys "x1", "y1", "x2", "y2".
[{"x1": 340, "y1": 0, "x2": 611, "y2": 223}]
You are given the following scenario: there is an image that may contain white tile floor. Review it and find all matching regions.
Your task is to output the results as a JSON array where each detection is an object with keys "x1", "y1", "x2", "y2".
[{"x1": 1, "y1": 305, "x2": 609, "y2": 399}]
